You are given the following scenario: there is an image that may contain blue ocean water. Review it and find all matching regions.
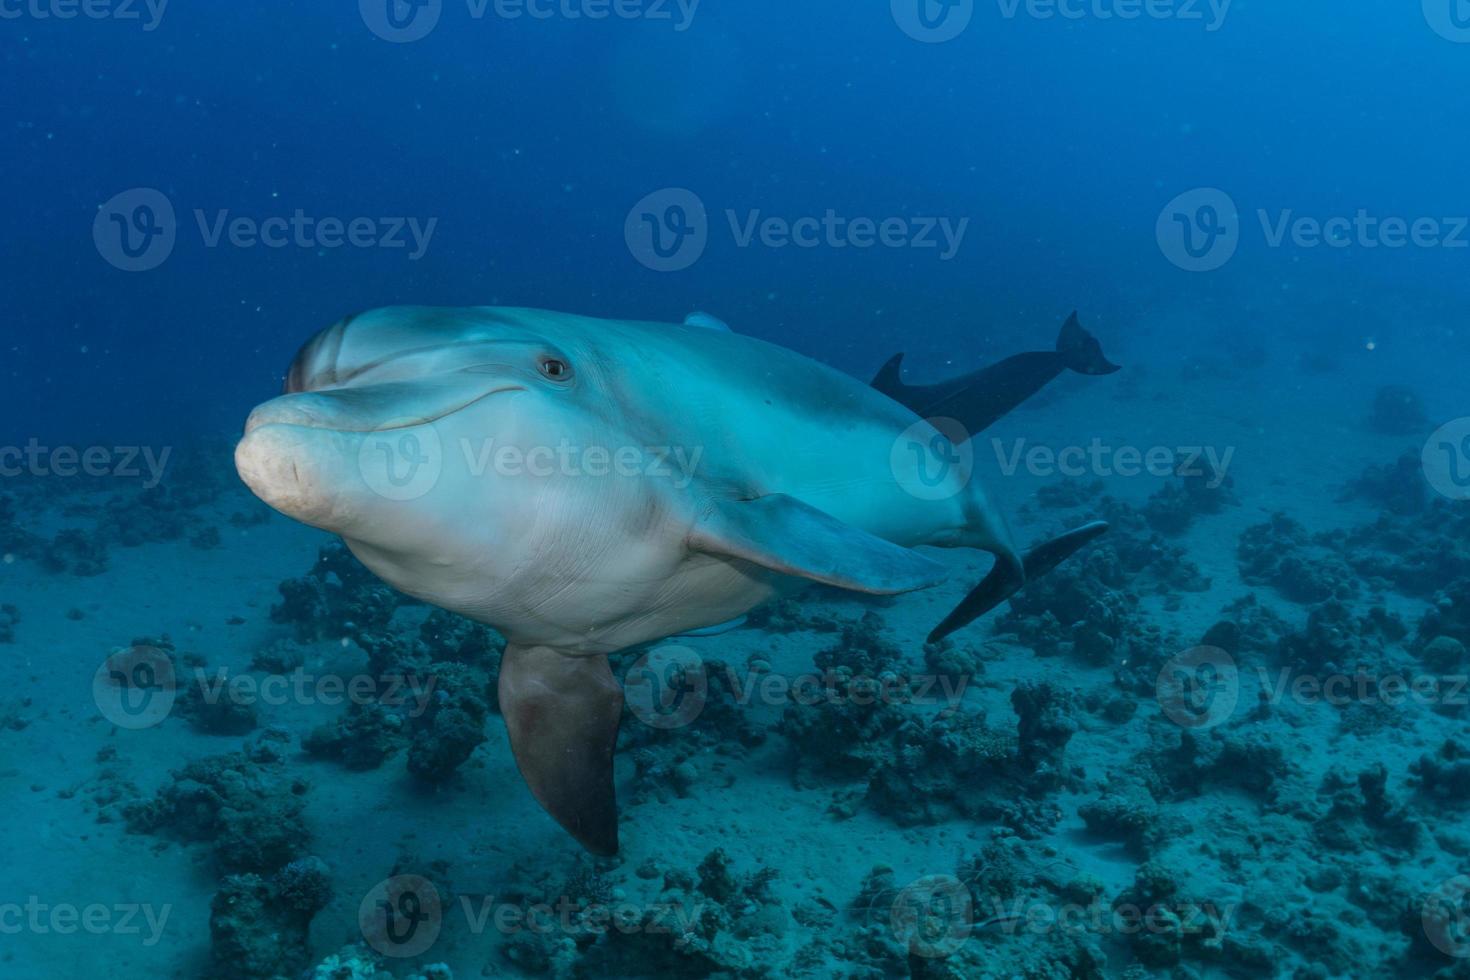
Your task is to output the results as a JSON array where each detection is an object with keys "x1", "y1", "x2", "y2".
[{"x1": 4, "y1": 2, "x2": 1470, "y2": 978}]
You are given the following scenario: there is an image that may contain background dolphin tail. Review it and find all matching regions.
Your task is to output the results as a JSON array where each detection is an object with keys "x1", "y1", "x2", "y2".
[
  {"x1": 927, "y1": 521, "x2": 1110, "y2": 643},
  {"x1": 870, "y1": 312, "x2": 1121, "y2": 438},
  {"x1": 1056, "y1": 311, "x2": 1122, "y2": 376}
]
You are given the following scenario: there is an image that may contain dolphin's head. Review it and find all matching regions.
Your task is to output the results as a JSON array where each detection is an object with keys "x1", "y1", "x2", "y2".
[{"x1": 236, "y1": 307, "x2": 671, "y2": 627}]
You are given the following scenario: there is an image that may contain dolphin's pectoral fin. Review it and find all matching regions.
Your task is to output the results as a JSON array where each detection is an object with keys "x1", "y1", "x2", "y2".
[
  {"x1": 690, "y1": 494, "x2": 948, "y2": 594},
  {"x1": 499, "y1": 645, "x2": 623, "y2": 856}
]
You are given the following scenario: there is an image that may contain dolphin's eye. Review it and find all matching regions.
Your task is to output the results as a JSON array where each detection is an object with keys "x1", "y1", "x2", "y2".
[{"x1": 539, "y1": 357, "x2": 571, "y2": 381}]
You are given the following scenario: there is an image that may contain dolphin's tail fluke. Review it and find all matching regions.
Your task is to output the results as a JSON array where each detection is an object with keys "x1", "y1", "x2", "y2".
[
  {"x1": 927, "y1": 521, "x2": 1109, "y2": 644},
  {"x1": 1055, "y1": 311, "x2": 1122, "y2": 376},
  {"x1": 872, "y1": 312, "x2": 1120, "y2": 439}
]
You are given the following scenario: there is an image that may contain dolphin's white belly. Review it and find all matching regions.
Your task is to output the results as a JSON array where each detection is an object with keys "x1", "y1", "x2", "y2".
[{"x1": 363, "y1": 533, "x2": 779, "y2": 655}]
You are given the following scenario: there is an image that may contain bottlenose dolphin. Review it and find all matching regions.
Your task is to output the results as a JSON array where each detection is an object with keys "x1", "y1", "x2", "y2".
[{"x1": 235, "y1": 306, "x2": 1114, "y2": 854}]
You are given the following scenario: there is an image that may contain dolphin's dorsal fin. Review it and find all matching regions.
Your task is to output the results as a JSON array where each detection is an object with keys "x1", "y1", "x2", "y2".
[
  {"x1": 871, "y1": 352, "x2": 910, "y2": 400},
  {"x1": 684, "y1": 311, "x2": 733, "y2": 332},
  {"x1": 690, "y1": 494, "x2": 947, "y2": 594},
  {"x1": 499, "y1": 645, "x2": 623, "y2": 856}
]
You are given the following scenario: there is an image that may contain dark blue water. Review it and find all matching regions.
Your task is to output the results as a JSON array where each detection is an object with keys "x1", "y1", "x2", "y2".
[
  {"x1": 7, "y1": 0, "x2": 1466, "y2": 442},
  {"x1": 6, "y1": 4, "x2": 1470, "y2": 979}
]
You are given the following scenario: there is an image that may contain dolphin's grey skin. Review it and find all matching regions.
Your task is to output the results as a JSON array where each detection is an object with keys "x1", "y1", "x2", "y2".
[{"x1": 235, "y1": 306, "x2": 1108, "y2": 854}]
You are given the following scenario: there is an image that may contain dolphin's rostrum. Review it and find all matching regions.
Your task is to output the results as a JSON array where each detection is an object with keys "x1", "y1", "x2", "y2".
[{"x1": 236, "y1": 306, "x2": 1117, "y2": 854}]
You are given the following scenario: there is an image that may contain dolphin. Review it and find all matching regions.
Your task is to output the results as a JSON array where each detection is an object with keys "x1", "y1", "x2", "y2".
[
  {"x1": 871, "y1": 311, "x2": 1122, "y2": 434},
  {"x1": 235, "y1": 306, "x2": 1114, "y2": 855}
]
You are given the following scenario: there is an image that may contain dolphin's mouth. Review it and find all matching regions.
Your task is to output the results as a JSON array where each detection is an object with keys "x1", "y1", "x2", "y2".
[{"x1": 244, "y1": 376, "x2": 526, "y2": 436}]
